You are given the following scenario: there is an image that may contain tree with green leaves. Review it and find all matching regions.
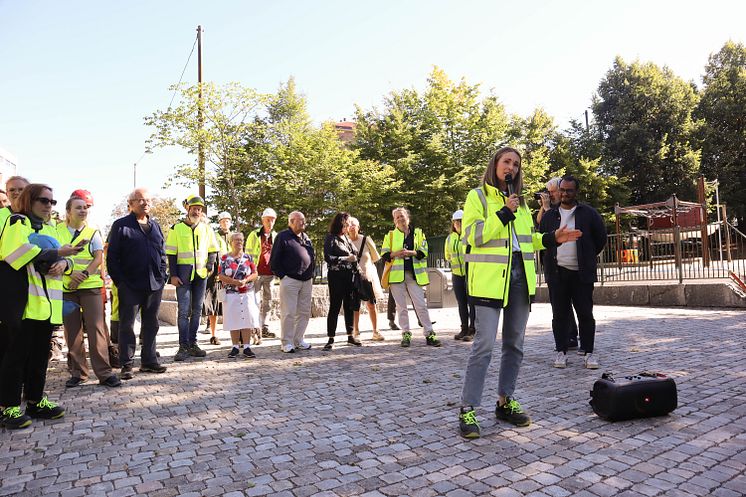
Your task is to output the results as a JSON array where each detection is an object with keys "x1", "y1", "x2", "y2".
[
  {"x1": 695, "y1": 41, "x2": 746, "y2": 223},
  {"x1": 144, "y1": 82, "x2": 267, "y2": 226},
  {"x1": 354, "y1": 67, "x2": 511, "y2": 238},
  {"x1": 593, "y1": 57, "x2": 700, "y2": 205}
]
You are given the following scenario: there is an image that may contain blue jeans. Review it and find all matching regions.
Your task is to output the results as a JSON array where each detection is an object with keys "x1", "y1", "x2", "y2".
[
  {"x1": 461, "y1": 258, "x2": 530, "y2": 407},
  {"x1": 176, "y1": 276, "x2": 208, "y2": 346}
]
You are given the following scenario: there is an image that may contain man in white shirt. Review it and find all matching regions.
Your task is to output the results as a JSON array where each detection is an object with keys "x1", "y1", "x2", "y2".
[{"x1": 538, "y1": 175, "x2": 607, "y2": 370}]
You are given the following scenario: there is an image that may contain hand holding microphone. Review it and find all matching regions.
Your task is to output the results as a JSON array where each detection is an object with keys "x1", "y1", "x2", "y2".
[{"x1": 504, "y1": 173, "x2": 520, "y2": 212}]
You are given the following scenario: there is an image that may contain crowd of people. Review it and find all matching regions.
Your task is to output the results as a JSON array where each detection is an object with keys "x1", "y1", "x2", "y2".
[{"x1": 0, "y1": 146, "x2": 607, "y2": 438}]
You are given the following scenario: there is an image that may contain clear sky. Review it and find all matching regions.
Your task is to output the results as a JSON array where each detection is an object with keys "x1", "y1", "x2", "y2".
[{"x1": 1, "y1": 0, "x2": 744, "y2": 228}]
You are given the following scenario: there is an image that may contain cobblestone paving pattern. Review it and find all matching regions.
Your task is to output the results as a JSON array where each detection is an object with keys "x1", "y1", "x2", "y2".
[{"x1": 1, "y1": 304, "x2": 744, "y2": 497}]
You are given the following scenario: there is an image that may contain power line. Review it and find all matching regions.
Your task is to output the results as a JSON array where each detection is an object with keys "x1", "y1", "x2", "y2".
[{"x1": 132, "y1": 32, "x2": 200, "y2": 183}]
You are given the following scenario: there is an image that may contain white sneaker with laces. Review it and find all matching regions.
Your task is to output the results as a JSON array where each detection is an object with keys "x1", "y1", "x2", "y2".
[
  {"x1": 296, "y1": 340, "x2": 312, "y2": 350},
  {"x1": 281, "y1": 344, "x2": 295, "y2": 353},
  {"x1": 553, "y1": 351, "x2": 567, "y2": 368},
  {"x1": 584, "y1": 353, "x2": 599, "y2": 369}
]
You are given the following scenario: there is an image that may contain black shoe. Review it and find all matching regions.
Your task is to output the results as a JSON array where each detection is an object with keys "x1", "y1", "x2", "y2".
[
  {"x1": 261, "y1": 327, "x2": 276, "y2": 339},
  {"x1": 454, "y1": 329, "x2": 467, "y2": 341},
  {"x1": 425, "y1": 333, "x2": 441, "y2": 347},
  {"x1": 65, "y1": 377, "x2": 86, "y2": 388},
  {"x1": 188, "y1": 343, "x2": 207, "y2": 358},
  {"x1": 495, "y1": 397, "x2": 531, "y2": 427},
  {"x1": 121, "y1": 366, "x2": 134, "y2": 380},
  {"x1": 322, "y1": 341, "x2": 333, "y2": 351},
  {"x1": 139, "y1": 364, "x2": 167, "y2": 374},
  {"x1": 228, "y1": 347, "x2": 240, "y2": 358},
  {"x1": 243, "y1": 347, "x2": 256, "y2": 358},
  {"x1": 209, "y1": 336, "x2": 221, "y2": 345},
  {"x1": 389, "y1": 321, "x2": 400, "y2": 331},
  {"x1": 26, "y1": 397, "x2": 65, "y2": 420},
  {"x1": 462, "y1": 334, "x2": 474, "y2": 343},
  {"x1": 100, "y1": 375, "x2": 122, "y2": 388},
  {"x1": 347, "y1": 336, "x2": 362, "y2": 346},
  {"x1": 1, "y1": 406, "x2": 32, "y2": 429},
  {"x1": 459, "y1": 406, "x2": 481, "y2": 439}
]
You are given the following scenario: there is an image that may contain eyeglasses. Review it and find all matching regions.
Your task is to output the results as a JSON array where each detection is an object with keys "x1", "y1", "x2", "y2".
[
  {"x1": 130, "y1": 198, "x2": 151, "y2": 204},
  {"x1": 35, "y1": 197, "x2": 58, "y2": 206}
]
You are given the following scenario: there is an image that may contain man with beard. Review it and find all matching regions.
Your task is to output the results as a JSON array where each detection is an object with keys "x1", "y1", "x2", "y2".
[
  {"x1": 539, "y1": 175, "x2": 606, "y2": 370},
  {"x1": 166, "y1": 195, "x2": 219, "y2": 362}
]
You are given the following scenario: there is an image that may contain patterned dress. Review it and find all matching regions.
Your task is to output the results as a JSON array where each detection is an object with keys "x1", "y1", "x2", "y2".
[{"x1": 219, "y1": 252, "x2": 260, "y2": 330}]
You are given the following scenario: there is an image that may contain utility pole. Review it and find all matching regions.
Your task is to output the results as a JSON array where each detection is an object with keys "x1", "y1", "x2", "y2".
[
  {"x1": 197, "y1": 25, "x2": 205, "y2": 201},
  {"x1": 584, "y1": 109, "x2": 589, "y2": 131},
  {"x1": 133, "y1": 162, "x2": 137, "y2": 188}
]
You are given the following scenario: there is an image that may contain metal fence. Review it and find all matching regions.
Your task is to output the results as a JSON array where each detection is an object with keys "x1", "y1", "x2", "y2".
[{"x1": 427, "y1": 221, "x2": 746, "y2": 286}]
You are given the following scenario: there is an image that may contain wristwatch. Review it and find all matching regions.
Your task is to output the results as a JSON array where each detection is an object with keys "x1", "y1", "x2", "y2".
[{"x1": 82, "y1": 269, "x2": 89, "y2": 277}]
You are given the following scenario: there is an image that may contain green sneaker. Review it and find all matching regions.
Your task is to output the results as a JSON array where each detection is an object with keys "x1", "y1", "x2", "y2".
[
  {"x1": 174, "y1": 345, "x2": 190, "y2": 361},
  {"x1": 495, "y1": 397, "x2": 531, "y2": 427},
  {"x1": 26, "y1": 397, "x2": 65, "y2": 420},
  {"x1": 1, "y1": 406, "x2": 32, "y2": 429},
  {"x1": 400, "y1": 332, "x2": 412, "y2": 347},
  {"x1": 459, "y1": 407, "x2": 480, "y2": 439},
  {"x1": 425, "y1": 332, "x2": 441, "y2": 347}
]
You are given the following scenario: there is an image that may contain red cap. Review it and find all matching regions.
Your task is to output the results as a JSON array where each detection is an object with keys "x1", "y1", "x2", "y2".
[{"x1": 70, "y1": 189, "x2": 94, "y2": 206}]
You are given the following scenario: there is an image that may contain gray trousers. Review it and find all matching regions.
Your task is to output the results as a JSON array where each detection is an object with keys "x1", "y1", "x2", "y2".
[
  {"x1": 389, "y1": 271, "x2": 433, "y2": 336},
  {"x1": 461, "y1": 260, "x2": 529, "y2": 407},
  {"x1": 279, "y1": 277, "x2": 313, "y2": 348},
  {"x1": 255, "y1": 275, "x2": 275, "y2": 328}
]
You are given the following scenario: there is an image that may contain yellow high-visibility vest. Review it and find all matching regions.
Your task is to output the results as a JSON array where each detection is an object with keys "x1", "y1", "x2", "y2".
[
  {"x1": 462, "y1": 183, "x2": 545, "y2": 306},
  {"x1": 445, "y1": 231, "x2": 466, "y2": 277},
  {"x1": 165, "y1": 220, "x2": 219, "y2": 280},
  {"x1": 246, "y1": 228, "x2": 276, "y2": 262},
  {"x1": 56, "y1": 223, "x2": 103, "y2": 291},
  {"x1": 0, "y1": 214, "x2": 65, "y2": 324},
  {"x1": 381, "y1": 227, "x2": 429, "y2": 286}
]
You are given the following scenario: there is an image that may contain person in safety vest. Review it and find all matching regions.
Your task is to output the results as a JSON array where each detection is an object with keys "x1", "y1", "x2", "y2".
[
  {"x1": 457, "y1": 147, "x2": 581, "y2": 440},
  {"x1": 446, "y1": 209, "x2": 476, "y2": 342},
  {"x1": 0, "y1": 184, "x2": 84, "y2": 429},
  {"x1": 166, "y1": 194, "x2": 219, "y2": 362},
  {"x1": 57, "y1": 194, "x2": 121, "y2": 388},
  {"x1": 200, "y1": 210, "x2": 232, "y2": 345},
  {"x1": 246, "y1": 207, "x2": 278, "y2": 339},
  {"x1": 380, "y1": 207, "x2": 440, "y2": 348}
]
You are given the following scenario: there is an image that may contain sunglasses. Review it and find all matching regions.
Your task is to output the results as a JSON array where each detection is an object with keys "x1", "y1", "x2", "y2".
[{"x1": 35, "y1": 197, "x2": 58, "y2": 206}]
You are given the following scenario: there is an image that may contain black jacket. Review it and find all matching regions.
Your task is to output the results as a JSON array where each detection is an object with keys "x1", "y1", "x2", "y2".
[
  {"x1": 107, "y1": 213, "x2": 167, "y2": 292},
  {"x1": 538, "y1": 203, "x2": 607, "y2": 283},
  {"x1": 270, "y1": 228, "x2": 315, "y2": 281}
]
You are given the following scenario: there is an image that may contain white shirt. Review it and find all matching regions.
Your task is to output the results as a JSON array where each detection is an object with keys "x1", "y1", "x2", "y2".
[{"x1": 556, "y1": 205, "x2": 578, "y2": 270}]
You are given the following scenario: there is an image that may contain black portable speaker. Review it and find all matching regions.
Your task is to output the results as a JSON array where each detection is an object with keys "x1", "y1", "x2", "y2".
[{"x1": 589, "y1": 371, "x2": 677, "y2": 421}]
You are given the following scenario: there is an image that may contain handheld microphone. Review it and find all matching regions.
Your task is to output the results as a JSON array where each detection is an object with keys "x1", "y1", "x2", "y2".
[{"x1": 505, "y1": 173, "x2": 514, "y2": 196}]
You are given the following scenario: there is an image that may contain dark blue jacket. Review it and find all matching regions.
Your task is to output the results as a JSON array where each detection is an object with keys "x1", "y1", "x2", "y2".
[
  {"x1": 538, "y1": 203, "x2": 607, "y2": 283},
  {"x1": 107, "y1": 213, "x2": 167, "y2": 292},
  {"x1": 270, "y1": 228, "x2": 315, "y2": 281}
]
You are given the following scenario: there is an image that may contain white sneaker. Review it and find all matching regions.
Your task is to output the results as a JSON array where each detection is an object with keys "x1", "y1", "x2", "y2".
[
  {"x1": 281, "y1": 344, "x2": 295, "y2": 353},
  {"x1": 296, "y1": 340, "x2": 312, "y2": 350},
  {"x1": 553, "y1": 351, "x2": 567, "y2": 368},
  {"x1": 584, "y1": 353, "x2": 600, "y2": 369}
]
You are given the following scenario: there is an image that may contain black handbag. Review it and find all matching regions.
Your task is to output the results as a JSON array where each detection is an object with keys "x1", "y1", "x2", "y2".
[{"x1": 589, "y1": 371, "x2": 677, "y2": 421}]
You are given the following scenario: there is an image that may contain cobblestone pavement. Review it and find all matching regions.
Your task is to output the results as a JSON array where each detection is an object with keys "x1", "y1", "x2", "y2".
[{"x1": 1, "y1": 304, "x2": 745, "y2": 497}]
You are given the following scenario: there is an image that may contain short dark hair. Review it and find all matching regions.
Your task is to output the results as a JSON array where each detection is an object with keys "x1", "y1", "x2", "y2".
[
  {"x1": 328, "y1": 211, "x2": 350, "y2": 235},
  {"x1": 560, "y1": 175, "x2": 580, "y2": 191}
]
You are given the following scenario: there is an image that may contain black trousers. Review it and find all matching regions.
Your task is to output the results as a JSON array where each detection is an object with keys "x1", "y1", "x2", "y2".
[
  {"x1": 548, "y1": 267, "x2": 596, "y2": 353},
  {"x1": 0, "y1": 319, "x2": 53, "y2": 407},
  {"x1": 452, "y1": 274, "x2": 476, "y2": 331},
  {"x1": 327, "y1": 269, "x2": 355, "y2": 337},
  {"x1": 546, "y1": 276, "x2": 579, "y2": 345},
  {"x1": 118, "y1": 284, "x2": 163, "y2": 368}
]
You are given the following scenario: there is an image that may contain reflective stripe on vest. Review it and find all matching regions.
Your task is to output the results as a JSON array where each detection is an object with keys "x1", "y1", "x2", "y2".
[
  {"x1": 56, "y1": 224, "x2": 103, "y2": 291},
  {"x1": 166, "y1": 221, "x2": 217, "y2": 280}
]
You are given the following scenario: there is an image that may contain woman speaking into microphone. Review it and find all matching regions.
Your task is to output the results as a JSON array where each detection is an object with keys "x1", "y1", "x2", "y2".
[{"x1": 456, "y1": 147, "x2": 581, "y2": 439}]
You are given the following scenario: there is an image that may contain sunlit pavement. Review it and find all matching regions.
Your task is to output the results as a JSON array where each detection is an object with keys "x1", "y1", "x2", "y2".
[{"x1": 1, "y1": 303, "x2": 745, "y2": 497}]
